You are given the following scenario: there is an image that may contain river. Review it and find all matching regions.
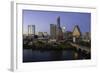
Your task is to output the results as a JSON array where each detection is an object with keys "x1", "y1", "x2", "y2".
[{"x1": 23, "y1": 48, "x2": 90, "y2": 62}]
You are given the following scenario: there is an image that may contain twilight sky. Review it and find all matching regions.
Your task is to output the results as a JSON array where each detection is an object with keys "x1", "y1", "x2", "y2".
[{"x1": 23, "y1": 10, "x2": 91, "y2": 34}]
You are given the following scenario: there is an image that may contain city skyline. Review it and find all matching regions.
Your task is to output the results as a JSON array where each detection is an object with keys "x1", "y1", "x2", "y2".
[{"x1": 23, "y1": 10, "x2": 91, "y2": 34}]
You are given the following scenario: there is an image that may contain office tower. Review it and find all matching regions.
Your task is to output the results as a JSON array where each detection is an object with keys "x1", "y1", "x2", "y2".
[
  {"x1": 72, "y1": 25, "x2": 81, "y2": 38},
  {"x1": 62, "y1": 26, "x2": 66, "y2": 39},
  {"x1": 28, "y1": 25, "x2": 35, "y2": 36},
  {"x1": 50, "y1": 24, "x2": 57, "y2": 39},
  {"x1": 57, "y1": 16, "x2": 60, "y2": 28},
  {"x1": 56, "y1": 16, "x2": 63, "y2": 41},
  {"x1": 62, "y1": 26, "x2": 66, "y2": 33},
  {"x1": 72, "y1": 25, "x2": 81, "y2": 42}
]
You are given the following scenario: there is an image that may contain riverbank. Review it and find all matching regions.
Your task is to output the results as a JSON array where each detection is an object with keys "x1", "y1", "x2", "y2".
[{"x1": 23, "y1": 41, "x2": 77, "y2": 51}]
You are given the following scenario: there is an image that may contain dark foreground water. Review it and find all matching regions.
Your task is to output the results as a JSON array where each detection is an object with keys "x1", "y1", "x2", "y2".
[{"x1": 23, "y1": 49, "x2": 90, "y2": 62}]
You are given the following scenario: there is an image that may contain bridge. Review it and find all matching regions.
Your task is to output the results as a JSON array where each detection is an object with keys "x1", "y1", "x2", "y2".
[{"x1": 70, "y1": 42, "x2": 90, "y2": 54}]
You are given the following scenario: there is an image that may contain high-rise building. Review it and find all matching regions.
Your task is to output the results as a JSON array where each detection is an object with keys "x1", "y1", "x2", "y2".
[
  {"x1": 72, "y1": 25, "x2": 81, "y2": 38},
  {"x1": 62, "y1": 26, "x2": 66, "y2": 39},
  {"x1": 72, "y1": 25, "x2": 81, "y2": 42},
  {"x1": 57, "y1": 16, "x2": 60, "y2": 28},
  {"x1": 56, "y1": 16, "x2": 63, "y2": 40},
  {"x1": 50, "y1": 24, "x2": 57, "y2": 39},
  {"x1": 62, "y1": 26, "x2": 66, "y2": 33},
  {"x1": 28, "y1": 25, "x2": 35, "y2": 36}
]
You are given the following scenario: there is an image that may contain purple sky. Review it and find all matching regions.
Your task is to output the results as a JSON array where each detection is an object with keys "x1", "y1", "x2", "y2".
[{"x1": 23, "y1": 10, "x2": 91, "y2": 34}]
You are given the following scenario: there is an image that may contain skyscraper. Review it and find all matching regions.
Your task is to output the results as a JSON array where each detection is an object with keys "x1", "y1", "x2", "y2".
[
  {"x1": 28, "y1": 25, "x2": 35, "y2": 36},
  {"x1": 62, "y1": 26, "x2": 66, "y2": 39},
  {"x1": 57, "y1": 16, "x2": 60, "y2": 28},
  {"x1": 50, "y1": 24, "x2": 57, "y2": 39},
  {"x1": 62, "y1": 26, "x2": 66, "y2": 33},
  {"x1": 72, "y1": 25, "x2": 81, "y2": 38},
  {"x1": 72, "y1": 25, "x2": 81, "y2": 42},
  {"x1": 56, "y1": 16, "x2": 63, "y2": 41}
]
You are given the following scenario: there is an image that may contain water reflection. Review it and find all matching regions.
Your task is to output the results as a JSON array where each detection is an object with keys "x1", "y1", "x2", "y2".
[{"x1": 23, "y1": 49, "x2": 90, "y2": 62}]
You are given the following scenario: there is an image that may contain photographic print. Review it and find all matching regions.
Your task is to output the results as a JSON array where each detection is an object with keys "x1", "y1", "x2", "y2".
[
  {"x1": 11, "y1": 2, "x2": 97, "y2": 71},
  {"x1": 23, "y1": 10, "x2": 91, "y2": 62}
]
